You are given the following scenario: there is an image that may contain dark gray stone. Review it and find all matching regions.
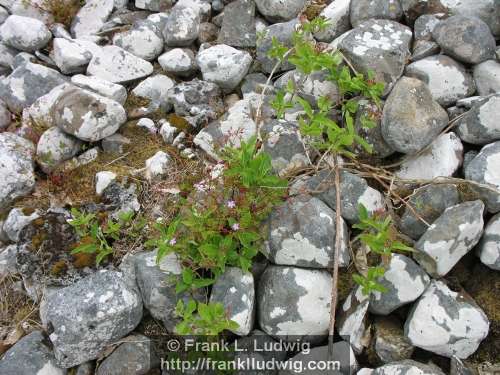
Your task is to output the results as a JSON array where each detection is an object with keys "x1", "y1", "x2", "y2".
[
  {"x1": 456, "y1": 94, "x2": 500, "y2": 145},
  {"x1": 254, "y1": 0, "x2": 305, "y2": 22},
  {"x1": 218, "y1": 0, "x2": 256, "y2": 47},
  {"x1": 413, "y1": 14, "x2": 444, "y2": 41},
  {"x1": 350, "y1": 0, "x2": 403, "y2": 27}
]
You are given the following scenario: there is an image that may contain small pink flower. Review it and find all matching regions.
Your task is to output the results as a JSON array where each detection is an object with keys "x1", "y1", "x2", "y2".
[
  {"x1": 231, "y1": 223, "x2": 240, "y2": 231},
  {"x1": 227, "y1": 200, "x2": 236, "y2": 209},
  {"x1": 169, "y1": 238, "x2": 177, "y2": 246}
]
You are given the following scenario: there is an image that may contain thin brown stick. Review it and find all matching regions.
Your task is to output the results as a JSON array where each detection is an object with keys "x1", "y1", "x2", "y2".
[{"x1": 328, "y1": 153, "x2": 342, "y2": 357}]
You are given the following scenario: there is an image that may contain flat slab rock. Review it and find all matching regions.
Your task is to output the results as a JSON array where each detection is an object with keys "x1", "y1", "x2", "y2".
[
  {"x1": 414, "y1": 200, "x2": 484, "y2": 277},
  {"x1": 41, "y1": 270, "x2": 143, "y2": 368},
  {"x1": 404, "y1": 280, "x2": 489, "y2": 359},
  {"x1": 257, "y1": 265, "x2": 331, "y2": 340}
]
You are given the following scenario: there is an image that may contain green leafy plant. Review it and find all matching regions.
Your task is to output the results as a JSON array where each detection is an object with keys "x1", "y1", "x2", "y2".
[
  {"x1": 352, "y1": 204, "x2": 413, "y2": 295},
  {"x1": 175, "y1": 300, "x2": 239, "y2": 335}
]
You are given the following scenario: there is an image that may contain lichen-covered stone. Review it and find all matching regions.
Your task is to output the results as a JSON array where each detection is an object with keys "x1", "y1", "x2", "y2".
[
  {"x1": 254, "y1": 0, "x2": 306, "y2": 22},
  {"x1": 258, "y1": 265, "x2": 331, "y2": 340},
  {"x1": 3, "y1": 207, "x2": 39, "y2": 243},
  {"x1": 372, "y1": 317, "x2": 414, "y2": 364},
  {"x1": 414, "y1": 200, "x2": 485, "y2": 277},
  {"x1": 350, "y1": 0, "x2": 402, "y2": 27},
  {"x1": 477, "y1": 213, "x2": 500, "y2": 270},
  {"x1": 163, "y1": 5, "x2": 200, "y2": 46},
  {"x1": 41, "y1": 270, "x2": 143, "y2": 368},
  {"x1": 113, "y1": 20, "x2": 163, "y2": 61},
  {"x1": 370, "y1": 254, "x2": 430, "y2": 315},
  {"x1": 52, "y1": 38, "x2": 99, "y2": 75},
  {"x1": 473, "y1": 60, "x2": 500, "y2": 96},
  {"x1": 381, "y1": 77, "x2": 449, "y2": 154},
  {"x1": 144, "y1": 151, "x2": 172, "y2": 182},
  {"x1": 209, "y1": 267, "x2": 255, "y2": 336},
  {"x1": 373, "y1": 360, "x2": 446, "y2": 375},
  {"x1": 337, "y1": 286, "x2": 370, "y2": 354},
  {"x1": 455, "y1": 94, "x2": 500, "y2": 145},
  {"x1": 404, "y1": 280, "x2": 489, "y2": 359},
  {"x1": 36, "y1": 127, "x2": 82, "y2": 173},
  {"x1": 71, "y1": 74, "x2": 127, "y2": 105},
  {"x1": 70, "y1": 0, "x2": 114, "y2": 38},
  {"x1": 339, "y1": 19, "x2": 412, "y2": 96},
  {"x1": 131, "y1": 74, "x2": 175, "y2": 116},
  {"x1": 0, "y1": 15, "x2": 51, "y2": 52},
  {"x1": 313, "y1": 0, "x2": 351, "y2": 42},
  {"x1": 158, "y1": 48, "x2": 197, "y2": 78},
  {"x1": 218, "y1": 0, "x2": 256, "y2": 47},
  {"x1": 405, "y1": 55, "x2": 475, "y2": 107}
]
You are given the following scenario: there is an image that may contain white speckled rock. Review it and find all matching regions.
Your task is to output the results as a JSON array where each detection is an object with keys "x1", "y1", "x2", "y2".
[
  {"x1": 473, "y1": 60, "x2": 500, "y2": 96},
  {"x1": 254, "y1": 0, "x2": 306, "y2": 22},
  {"x1": 158, "y1": 48, "x2": 197, "y2": 78},
  {"x1": 258, "y1": 265, "x2": 332, "y2": 340},
  {"x1": 159, "y1": 120, "x2": 177, "y2": 144},
  {"x1": 22, "y1": 83, "x2": 72, "y2": 129},
  {"x1": 113, "y1": 21, "x2": 163, "y2": 61},
  {"x1": 137, "y1": 118, "x2": 156, "y2": 134},
  {"x1": 36, "y1": 127, "x2": 82, "y2": 173},
  {"x1": 135, "y1": 0, "x2": 173, "y2": 11},
  {"x1": 370, "y1": 254, "x2": 431, "y2": 315},
  {"x1": 456, "y1": 94, "x2": 500, "y2": 145},
  {"x1": 144, "y1": 151, "x2": 171, "y2": 182},
  {"x1": 3, "y1": 207, "x2": 39, "y2": 242},
  {"x1": 339, "y1": 19, "x2": 412, "y2": 96},
  {"x1": 52, "y1": 38, "x2": 99, "y2": 74},
  {"x1": 41, "y1": 270, "x2": 143, "y2": 368},
  {"x1": 131, "y1": 74, "x2": 175, "y2": 115},
  {"x1": 95, "y1": 171, "x2": 117, "y2": 196},
  {"x1": 413, "y1": 14, "x2": 444, "y2": 41},
  {"x1": 350, "y1": 0, "x2": 402, "y2": 27},
  {"x1": 196, "y1": 44, "x2": 252, "y2": 92},
  {"x1": 313, "y1": 0, "x2": 351, "y2": 42},
  {"x1": 0, "y1": 15, "x2": 51, "y2": 52},
  {"x1": 405, "y1": 55, "x2": 475, "y2": 107},
  {"x1": 163, "y1": 5, "x2": 200, "y2": 46},
  {"x1": 71, "y1": 74, "x2": 127, "y2": 105},
  {"x1": 265, "y1": 194, "x2": 349, "y2": 269},
  {"x1": 87, "y1": 45, "x2": 153, "y2": 84},
  {"x1": 70, "y1": 0, "x2": 114, "y2": 39},
  {"x1": 373, "y1": 360, "x2": 445, "y2": 375},
  {"x1": 404, "y1": 280, "x2": 489, "y2": 359},
  {"x1": 432, "y1": 15, "x2": 496, "y2": 65},
  {"x1": 210, "y1": 267, "x2": 255, "y2": 336},
  {"x1": 414, "y1": 200, "x2": 484, "y2": 277},
  {"x1": 477, "y1": 213, "x2": 500, "y2": 270},
  {"x1": 464, "y1": 141, "x2": 500, "y2": 213},
  {"x1": 52, "y1": 86, "x2": 126, "y2": 142},
  {"x1": 338, "y1": 286, "x2": 370, "y2": 354},
  {"x1": 0, "y1": 62, "x2": 67, "y2": 113},
  {"x1": 0, "y1": 133, "x2": 35, "y2": 210},
  {"x1": 396, "y1": 133, "x2": 463, "y2": 180},
  {"x1": 381, "y1": 77, "x2": 449, "y2": 154},
  {"x1": 0, "y1": 331, "x2": 66, "y2": 375}
]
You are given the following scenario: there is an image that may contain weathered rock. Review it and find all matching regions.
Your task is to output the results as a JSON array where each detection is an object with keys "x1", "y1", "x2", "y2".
[
  {"x1": 275, "y1": 69, "x2": 340, "y2": 104},
  {"x1": 0, "y1": 15, "x2": 51, "y2": 52},
  {"x1": 113, "y1": 21, "x2": 163, "y2": 61},
  {"x1": 0, "y1": 62, "x2": 67, "y2": 112},
  {"x1": 0, "y1": 6, "x2": 8, "y2": 24},
  {"x1": 381, "y1": 77, "x2": 449, "y2": 154},
  {"x1": 163, "y1": 5, "x2": 200, "y2": 46},
  {"x1": 52, "y1": 86, "x2": 126, "y2": 142},
  {"x1": 71, "y1": 0, "x2": 114, "y2": 38},
  {"x1": 36, "y1": 127, "x2": 82, "y2": 173},
  {"x1": 396, "y1": 133, "x2": 463, "y2": 180},
  {"x1": 71, "y1": 74, "x2": 127, "y2": 105},
  {"x1": 338, "y1": 286, "x2": 370, "y2": 354},
  {"x1": 370, "y1": 254, "x2": 431, "y2": 315},
  {"x1": 158, "y1": 48, "x2": 197, "y2": 78},
  {"x1": 41, "y1": 270, "x2": 143, "y2": 368},
  {"x1": 258, "y1": 265, "x2": 332, "y2": 340},
  {"x1": 414, "y1": 200, "x2": 484, "y2": 277},
  {"x1": 290, "y1": 169, "x2": 386, "y2": 223},
  {"x1": 159, "y1": 120, "x2": 177, "y2": 144},
  {"x1": 477, "y1": 213, "x2": 500, "y2": 270},
  {"x1": 405, "y1": 55, "x2": 475, "y2": 107},
  {"x1": 413, "y1": 14, "x2": 444, "y2": 41},
  {"x1": 101, "y1": 181, "x2": 141, "y2": 218},
  {"x1": 0, "y1": 331, "x2": 66, "y2": 375},
  {"x1": 464, "y1": 141, "x2": 500, "y2": 212},
  {"x1": 256, "y1": 19, "x2": 298, "y2": 74},
  {"x1": 218, "y1": 0, "x2": 256, "y2": 47},
  {"x1": 432, "y1": 16, "x2": 496, "y2": 65},
  {"x1": 95, "y1": 171, "x2": 117, "y2": 196},
  {"x1": 254, "y1": 0, "x2": 305, "y2": 22},
  {"x1": 339, "y1": 19, "x2": 412, "y2": 96},
  {"x1": 400, "y1": 184, "x2": 460, "y2": 240},
  {"x1": 473, "y1": 60, "x2": 500, "y2": 96},
  {"x1": 373, "y1": 360, "x2": 445, "y2": 375},
  {"x1": 455, "y1": 94, "x2": 500, "y2": 145},
  {"x1": 198, "y1": 21, "x2": 219, "y2": 44},
  {"x1": 0, "y1": 99, "x2": 11, "y2": 130},
  {"x1": 265, "y1": 194, "x2": 349, "y2": 269},
  {"x1": 196, "y1": 44, "x2": 252, "y2": 92},
  {"x1": 144, "y1": 151, "x2": 172, "y2": 182},
  {"x1": 209, "y1": 267, "x2": 255, "y2": 336},
  {"x1": 261, "y1": 119, "x2": 309, "y2": 175},
  {"x1": 372, "y1": 318, "x2": 414, "y2": 364},
  {"x1": 135, "y1": 0, "x2": 173, "y2": 11},
  {"x1": 87, "y1": 45, "x2": 153, "y2": 84},
  {"x1": 52, "y1": 38, "x2": 99, "y2": 75},
  {"x1": 313, "y1": 0, "x2": 351, "y2": 42},
  {"x1": 96, "y1": 334, "x2": 159, "y2": 375},
  {"x1": 137, "y1": 118, "x2": 156, "y2": 133},
  {"x1": 0, "y1": 133, "x2": 35, "y2": 210},
  {"x1": 131, "y1": 74, "x2": 175, "y2": 116},
  {"x1": 404, "y1": 280, "x2": 489, "y2": 358},
  {"x1": 0, "y1": 42, "x2": 17, "y2": 70},
  {"x1": 3, "y1": 207, "x2": 39, "y2": 242},
  {"x1": 350, "y1": 0, "x2": 402, "y2": 27}
]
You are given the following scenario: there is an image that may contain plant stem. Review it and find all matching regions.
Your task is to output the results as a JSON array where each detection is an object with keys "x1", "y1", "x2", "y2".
[{"x1": 328, "y1": 153, "x2": 342, "y2": 358}]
